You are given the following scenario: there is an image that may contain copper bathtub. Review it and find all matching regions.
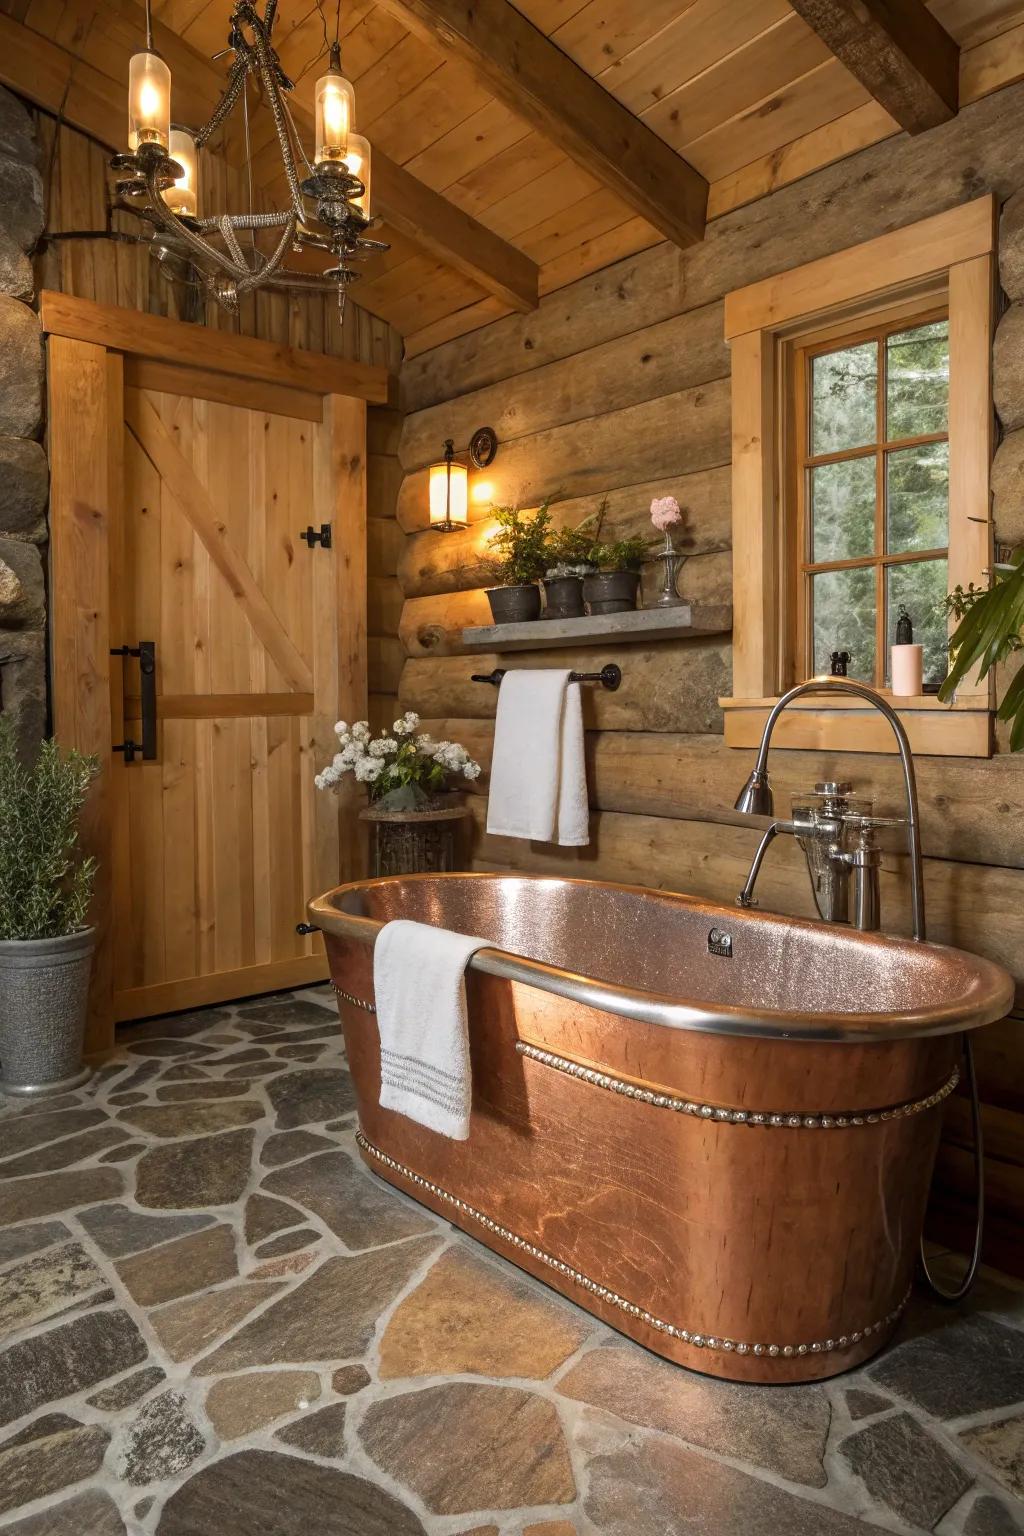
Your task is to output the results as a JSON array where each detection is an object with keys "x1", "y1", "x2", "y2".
[{"x1": 309, "y1": 872, "x2": 1013, "y2": 1384}]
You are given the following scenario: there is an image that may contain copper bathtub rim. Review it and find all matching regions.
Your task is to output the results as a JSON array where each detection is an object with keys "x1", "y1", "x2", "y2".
[
  {"x1": 355, "y1": 1128, "x2": 913, "y2": 1361},
  {"x1": 309, "y1": 872, "x2": 1014, "y2": 1043}
]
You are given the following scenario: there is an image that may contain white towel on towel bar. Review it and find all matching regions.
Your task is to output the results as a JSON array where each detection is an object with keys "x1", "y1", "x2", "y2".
[
  {"x1": 374, "y1": 918, "x2": 491, "y2": 1140},
  {"x1": 486, "y1": 669, "x2": 590, "y2": 846}
]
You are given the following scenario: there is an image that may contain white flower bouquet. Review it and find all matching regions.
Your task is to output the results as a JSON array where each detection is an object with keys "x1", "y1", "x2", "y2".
[{"x1": 315, "y1": 712, "x2": 481, "y2": 810}]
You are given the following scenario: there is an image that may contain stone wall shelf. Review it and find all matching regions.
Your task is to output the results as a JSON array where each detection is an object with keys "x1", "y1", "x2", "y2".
[{"x1": 461, "y1": 603, "x2": 732, "y2": 654}]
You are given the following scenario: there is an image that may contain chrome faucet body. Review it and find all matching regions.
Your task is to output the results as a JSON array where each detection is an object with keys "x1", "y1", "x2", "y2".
[
  {"x1": 732, "y1": 683, "x2": 986, "y2": 1302},
  {"x1": 733, "y1": 679, "x2": 927, "y2": 941}
]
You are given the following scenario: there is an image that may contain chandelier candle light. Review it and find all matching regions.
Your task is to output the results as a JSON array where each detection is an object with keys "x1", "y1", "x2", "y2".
[{"x1": 113, "y1": 0, "x2": 389, "y2": 315}]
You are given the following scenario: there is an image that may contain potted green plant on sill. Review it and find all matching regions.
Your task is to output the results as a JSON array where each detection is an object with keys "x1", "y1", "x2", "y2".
[
  {"x1": 483, "y1": 501, "x2": 553, "y2": 624},
  {"x1": 941, "y1": 547, "x2": 1024, "y2": 748},
  {"x1": 584, "y1": 536, "x2": 656, "y2": 615},
  {"x1": 0, "y1": 719, "x2": 98, "y2": 1096},
  {"x1": 542, "y1": 518, "x2": 600, "y2": 620}
]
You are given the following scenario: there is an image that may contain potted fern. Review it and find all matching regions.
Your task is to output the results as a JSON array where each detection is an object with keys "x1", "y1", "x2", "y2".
[
  {"x1": 940, "y1": 547, "x2": 1024, "y2": 748},
  {"x1": 542, "y1": 520, "x2": 599, "y2": 619},
  {"x1": 0, "y1": 720, "x2": 98, "y2": 1096},
  {"x1": 484, "y1": 502, "x2": 553, "y2": 624}
]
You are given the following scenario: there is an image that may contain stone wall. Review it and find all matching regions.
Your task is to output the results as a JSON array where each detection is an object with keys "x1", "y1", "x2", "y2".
[{"x1": 0, "y1": 85, "x2": 46, "y2": 759}]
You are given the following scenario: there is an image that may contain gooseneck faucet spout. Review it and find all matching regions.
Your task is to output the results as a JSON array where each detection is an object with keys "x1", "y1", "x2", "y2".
[{"x1": 734, "y1": 678, "x2": 926, "y2": 941}]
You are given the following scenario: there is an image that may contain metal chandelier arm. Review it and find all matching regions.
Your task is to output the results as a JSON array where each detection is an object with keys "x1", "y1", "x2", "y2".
[
  {"x1": 144, "y1": 167, "x2": 248, "y2": 280},
  {"x1": 113, "y1": 0, "x2": 389, "y2": 314},
  {"x1": 233, "y1": 214, "x2": 297, "y2": 296}
]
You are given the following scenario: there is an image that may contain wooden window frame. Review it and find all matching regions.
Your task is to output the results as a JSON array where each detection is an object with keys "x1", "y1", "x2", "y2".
[{"x1": 722, "y1": 196, "x2": 997, "y2": 758}]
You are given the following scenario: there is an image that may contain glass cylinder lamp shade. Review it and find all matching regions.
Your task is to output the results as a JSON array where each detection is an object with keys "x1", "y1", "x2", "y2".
[
  {"x1": 167, "y1": 128, "x2": 198, "y2": 216},
  {"x1": 128, "y1": 51, "x2": 171, "y2": 152},
  {"x1": 429, "y1": 442, "x2": 469, "y2": 530},
  {"x1": 344, "y1": 134, "x2": 372, "y2": 216},
  {"x1": 314, "y1": 69, "x2": 355, "y2": 166}
]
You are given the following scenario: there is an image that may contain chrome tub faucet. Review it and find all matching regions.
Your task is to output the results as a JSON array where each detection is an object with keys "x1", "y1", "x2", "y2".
[{"x1": 732, "y1": 679, "x2": 926, "y2": 941}]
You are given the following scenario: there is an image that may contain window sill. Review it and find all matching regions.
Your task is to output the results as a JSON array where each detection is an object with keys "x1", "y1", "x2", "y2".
[{"x1": 719, "y1": 693, "x2": 992, "y2": 758}]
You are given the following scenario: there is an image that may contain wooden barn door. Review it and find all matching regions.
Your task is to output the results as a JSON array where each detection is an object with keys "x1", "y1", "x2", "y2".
[{"x1": 45, "y1": 295, "x2": 379, "y2": 1043}]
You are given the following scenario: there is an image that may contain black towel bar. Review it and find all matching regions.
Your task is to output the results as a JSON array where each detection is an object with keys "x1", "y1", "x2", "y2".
[{"x1": 471, "y1": 664, "x2": 622, "y2": 692}]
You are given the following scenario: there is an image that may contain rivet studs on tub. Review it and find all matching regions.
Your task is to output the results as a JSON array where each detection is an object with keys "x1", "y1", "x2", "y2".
[
  {"x1": 356, "y1": 1129, "x2": 912, "y2": 1365},
  {"x1": 514, "y1": 1041, "x2": 959, "y2": 1128}
]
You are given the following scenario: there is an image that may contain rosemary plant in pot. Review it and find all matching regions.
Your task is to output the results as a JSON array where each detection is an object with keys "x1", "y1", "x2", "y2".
[
  {"x1": 484, "y1": 502, "x2": 552, "y2": 624},
  {"x1": 0, "y1": 721, "x2": 98, "y2": 1096},
  {"x1": 316, "y1": 712, "x2": 482, "y2": 876}
]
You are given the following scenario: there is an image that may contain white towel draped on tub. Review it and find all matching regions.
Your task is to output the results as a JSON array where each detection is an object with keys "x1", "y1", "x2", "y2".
[
  {"x1": 373, "y1": 918, "x2": 491, "y2": 1140},
  {"x1": 486, "y1": 669, "x2": 590, "y2": 846}
]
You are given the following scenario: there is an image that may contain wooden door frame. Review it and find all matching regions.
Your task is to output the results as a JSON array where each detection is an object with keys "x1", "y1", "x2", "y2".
[{"x1": 44, "y1": 292, "x2": 385, "y2": 1052}]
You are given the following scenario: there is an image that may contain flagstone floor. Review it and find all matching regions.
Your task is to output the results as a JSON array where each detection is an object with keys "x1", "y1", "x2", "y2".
[{"x1": 0, "y1": 985, "x2": 1022, "y2": 1535}]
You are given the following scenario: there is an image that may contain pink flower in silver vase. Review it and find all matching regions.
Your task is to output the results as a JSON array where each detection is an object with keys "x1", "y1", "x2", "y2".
[{"x1": 650, "y1": 495, "x2": 682, "y2": 531}]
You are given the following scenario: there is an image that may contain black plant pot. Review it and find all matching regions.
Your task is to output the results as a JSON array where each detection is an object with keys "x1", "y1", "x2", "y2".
[
  {"x1": 542, "y1": 576, "x2": 586, "y2": 620},
  {"x1": 584, "y1": 570, "x2": 640, "y2": 615},
  {"x1": 486, "y1": 583, "x2": 541, "y2": 624}
]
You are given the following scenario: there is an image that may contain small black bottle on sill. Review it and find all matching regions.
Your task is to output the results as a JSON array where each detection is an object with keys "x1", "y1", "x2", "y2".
[{"x1": 830, "y1": 650, "x2": 850, "y2": 677}]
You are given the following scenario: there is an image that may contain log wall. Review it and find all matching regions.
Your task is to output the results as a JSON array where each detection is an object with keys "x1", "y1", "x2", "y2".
[{"x1": 394, "y1": 81, "x2": 1024, "y2": 1276}]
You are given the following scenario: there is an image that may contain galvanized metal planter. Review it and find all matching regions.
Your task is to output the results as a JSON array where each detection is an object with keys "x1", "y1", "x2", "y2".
[
  {"x1": 486, "y1": 584, "x2": 541, "y2": 624},
  {"x1": 0, "y1": 928, "x2": 95, "y2": 1097}
]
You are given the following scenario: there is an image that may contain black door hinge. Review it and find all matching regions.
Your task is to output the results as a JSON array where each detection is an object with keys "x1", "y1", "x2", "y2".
[{"x1": 299, "y1": 524, "x2": 332, "y2": 549}]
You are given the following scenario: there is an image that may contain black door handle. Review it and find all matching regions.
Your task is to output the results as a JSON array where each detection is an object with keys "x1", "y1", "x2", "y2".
[{"x1": 111, "y1": 641, "x2": 158, "y2": 764}]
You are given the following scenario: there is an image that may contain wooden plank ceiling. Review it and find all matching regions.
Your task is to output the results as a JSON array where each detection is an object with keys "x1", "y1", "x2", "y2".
[{"x1": 6, "y1": 0, "x2": 1024, "y2": 351}]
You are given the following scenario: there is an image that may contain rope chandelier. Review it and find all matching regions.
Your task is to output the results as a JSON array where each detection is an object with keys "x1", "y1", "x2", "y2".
[{"x1": 110, "y1": 0, "x2": 389, "y2": 317}]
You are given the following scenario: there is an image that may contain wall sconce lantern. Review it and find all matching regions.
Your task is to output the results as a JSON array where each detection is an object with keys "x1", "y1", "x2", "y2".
[{"x1": 427, "y1": 428, "x2": 498, "y2": 532}]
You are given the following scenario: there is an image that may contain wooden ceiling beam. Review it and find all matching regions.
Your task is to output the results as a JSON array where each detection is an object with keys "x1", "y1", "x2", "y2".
[
  {"x1": 0, "y1": 10, "x2": 539, "y2": 315},
  {"x1": 370, "y1": 0, "x2": 708, "y2": 248},
  {"x1": 787, "y1": 0, "x2": 959, "y2": 134}
]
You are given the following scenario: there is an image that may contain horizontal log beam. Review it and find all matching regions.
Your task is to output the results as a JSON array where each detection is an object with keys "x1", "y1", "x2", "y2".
[
  {"x1": 372, "y1": 0, "x2": 708, "y2": 249},
  {"x1": 396, "y1": 378, "x2": 732, "y2": 531},
  {"x1": 399, "y1": 299, "x2": 728, "y2": 472},
  {"x1": 372, "y1": 152, "x2": 538, "y2": 314},
  {"x1": 788, "y1": 0, "x2": 958, "y2": 135},
  {"x1": 414, "y1": 723, "x2": 1024, "y2": 873},
  {"x1": 399, "y1": 641, "x2": 731, "y2": 731}
]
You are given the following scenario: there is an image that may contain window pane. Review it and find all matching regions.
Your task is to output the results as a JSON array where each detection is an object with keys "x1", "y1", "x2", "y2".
[
  {"x1": 811, "y1": 343, "x2": 877, "y2": 455},
  {"x1": 886, "y1": 560, "x2": 948, "y2": 687},
  {"x1": 886, "y1": 440, "x2": 949, "y2": 554},
  {"x1": 812, "y1": 567, "x2": 876, "y2": 682},
  {"x1": 886, "y1": 320, "x2": 949, "y2": 440},
  {"x1": 810, "y1": 456, "x2": 876, "y2": 562}
]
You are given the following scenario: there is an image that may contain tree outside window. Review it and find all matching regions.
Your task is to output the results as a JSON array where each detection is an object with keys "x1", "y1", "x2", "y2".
[{"x1": 796, "y1": 314, "x2": 950, "y2": 689}]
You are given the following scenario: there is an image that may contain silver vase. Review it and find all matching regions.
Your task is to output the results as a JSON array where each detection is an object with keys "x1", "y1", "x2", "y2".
[
  {"x1": 654, "y1": 533, "x2": 687, "y2": 608},
  {"x1": 0, "y1": 928, "x2": 95, "y2": 1096}
]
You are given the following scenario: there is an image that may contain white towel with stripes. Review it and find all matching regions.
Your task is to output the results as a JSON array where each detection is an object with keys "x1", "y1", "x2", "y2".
[{"x1": 373, "y1": 918, "x2": 491, "y2": 1140}]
